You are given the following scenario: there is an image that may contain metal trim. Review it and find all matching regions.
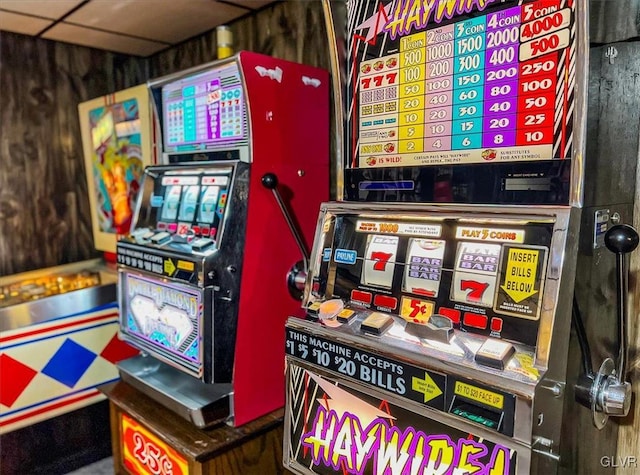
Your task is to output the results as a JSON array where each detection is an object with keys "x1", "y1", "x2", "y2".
[
  {"x1": 322, "y1": 0, "x2": 346, "y2": 201},
  {"x1": 570, "y1": 0, "x2": 590, "y2": 207}
]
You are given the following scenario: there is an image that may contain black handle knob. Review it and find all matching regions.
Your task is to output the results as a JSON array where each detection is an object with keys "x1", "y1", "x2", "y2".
[
  {"x1": 261, "y1": 173, "x2": 278, "y2": 189},
  {"x1": 604, "y1": 224, "x2": 639, "y2": 255}
]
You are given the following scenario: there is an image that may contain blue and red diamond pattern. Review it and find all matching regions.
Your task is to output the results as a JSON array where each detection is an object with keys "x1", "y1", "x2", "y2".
[{"x1": 41, "y1": 339, "x2": 98, "y2": 388}]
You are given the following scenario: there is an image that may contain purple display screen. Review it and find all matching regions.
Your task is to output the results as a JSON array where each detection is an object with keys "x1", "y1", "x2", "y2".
[{"x1": 161, "y1": 64, "x2": 245, "y2": 152}]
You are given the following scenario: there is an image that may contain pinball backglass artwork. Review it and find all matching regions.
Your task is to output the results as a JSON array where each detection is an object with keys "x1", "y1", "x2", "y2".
[{"x1": 79, "y1": 84, "x2": 155, "y2": 253}]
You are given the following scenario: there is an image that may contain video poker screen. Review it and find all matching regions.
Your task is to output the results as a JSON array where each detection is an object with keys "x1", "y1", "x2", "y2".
[
  {"x1": 314, "y1": 213, "x2": 554, "y2": 347},
  {"x1": 161, "y1": 62, "x2": 248, "y2": 153},
  {"x1": 136, "y1": 168, "x2": 232, "y2": 242}
]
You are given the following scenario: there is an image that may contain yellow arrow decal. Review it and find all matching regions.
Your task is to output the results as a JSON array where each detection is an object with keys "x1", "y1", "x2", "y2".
[
  {"x1": 164, "y1": 258, "x2": 176, "y2": 276},
  {"x1": 412, "y1": 372, "x2": 443, "y2": 404}
]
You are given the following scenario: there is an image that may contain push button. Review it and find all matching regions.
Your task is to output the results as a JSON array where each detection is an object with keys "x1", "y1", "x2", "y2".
[
  {"x1": 490, "y1": 318, "x2": 504, "y2": 333},
  {"x1": 307, "y1": 301, "x2": 322, "y2": 315},
  {"x1": 463, "y1": 312, "x2": 488, "y2": 329},
  {"x1": 337, "y1": 308, "x2": 356, "y2": 323},
  {"x1": 373, "y1": 294, "x2": 398, "y2": 310},
  {"x1": 351, "y1": 289, "x2": 372, "y2": 305},
  {"x1": 438, "y1": 307, "x2": 461, "y2": 324},
  {"x1": 150, "y1": 232, "x2": 171, "y2": 245},
  {"x1": 191, "y1": 238, "x2": 215, "y2": 252}
]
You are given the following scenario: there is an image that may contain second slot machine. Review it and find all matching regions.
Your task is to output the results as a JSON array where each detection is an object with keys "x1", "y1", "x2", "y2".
[
  {"x1": 115, "y1": 51, "x2": 329, "y2": 427},
  {"x1": 285, "y1": 203, "x2": 572, "y2": 474}
]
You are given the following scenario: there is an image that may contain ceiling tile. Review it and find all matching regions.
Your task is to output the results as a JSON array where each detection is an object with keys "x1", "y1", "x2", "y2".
[
  {"x1": 0, "y1": 0, "x2": 84, "y2": 20},
  {"x1": 65, "y1": 0, "x2": 248, "y2": 44},
  {"x1": 42, "y1": 22, "x2": 167, "y2": 56},
  {"x1": 223, "y1": 0, "x2": 273, "y2": 9},
  {"x1": 0, "y1": 11, "x2": 52, "y2": 35}
]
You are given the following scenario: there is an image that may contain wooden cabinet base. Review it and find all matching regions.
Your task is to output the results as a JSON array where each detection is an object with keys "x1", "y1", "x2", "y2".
[{"x1": 102, "y1": 381, "x2": 285, "y2": 475}]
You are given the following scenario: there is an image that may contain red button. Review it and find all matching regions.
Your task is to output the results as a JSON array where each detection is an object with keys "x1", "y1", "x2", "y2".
[
  {"x1": 351, "y1": 289, "x2": 372, "y2": 305},
  {"x1": 157, "y1": 222, "x2": 167, "y2": 231},
  {"x1": 168, "y1": 223, "x2": 178, "y2": 233},
  {"x1": 201, "y1": 227, "x2": 210, "y2": 236},
  {"x1": 490, "y1": 318, "x2": 503, "y2": 333},
  {"x1": 373, "y1": 295, "x2": 398, "y2": 310},
  {"x1": 463, "y1": 312, "x2": 488, "y2": 329},
  {"x1": 438, "y1": 307, "x2": 461, "y2": 324},
  {"x1": 192, "y1": 226, "x2": 201, "y2": 235}
]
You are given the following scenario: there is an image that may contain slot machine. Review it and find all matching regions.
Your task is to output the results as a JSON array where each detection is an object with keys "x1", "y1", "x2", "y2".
[
  {"x1": 116, "y1": 51, "x2": 329, "y2": 428},
  {"x1": 283, "y1": 1, "x2": 639, "y2": 474}
]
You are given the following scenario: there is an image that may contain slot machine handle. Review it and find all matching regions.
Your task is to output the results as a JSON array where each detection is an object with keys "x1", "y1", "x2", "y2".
[
  {"x1": 261, "y1": 173, "x2": 310, "y2": 300},
  {"x1": 605, "y1": 224, "x2": 638, "y2": 382},
  {"x1": 575, "y1": 224, "x2": 638, "y2": 428}
]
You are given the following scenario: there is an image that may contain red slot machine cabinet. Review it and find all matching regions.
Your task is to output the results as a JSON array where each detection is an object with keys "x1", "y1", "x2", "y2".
[
  {"x1": 284, "y1": 1, "x2": 638, "y2": 475},
  {"x1": 116, "y1": 51, "x2": 329, "y2": 428}
]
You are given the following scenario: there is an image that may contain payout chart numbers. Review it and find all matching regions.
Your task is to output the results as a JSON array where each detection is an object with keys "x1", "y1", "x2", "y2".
[{"x1": 355, "y1": 0, "x2": 573, "y2": 168}]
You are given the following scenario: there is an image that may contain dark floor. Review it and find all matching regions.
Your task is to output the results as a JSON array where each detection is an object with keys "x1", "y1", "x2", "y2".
[{"x1": 66, "y1": 457, "x2": 114, "y2": 474}]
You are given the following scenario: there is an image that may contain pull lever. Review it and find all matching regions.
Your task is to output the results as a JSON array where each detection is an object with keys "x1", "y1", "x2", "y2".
[
  {"x1": 605, "y1": 224, "x2": 639, "y2": 382},
  {"x1": 261, "y1": 173, "x2": 309, "y2": 300},
  {"x1": 575, "y1": 223, "x2": 639, "y2": 429}
]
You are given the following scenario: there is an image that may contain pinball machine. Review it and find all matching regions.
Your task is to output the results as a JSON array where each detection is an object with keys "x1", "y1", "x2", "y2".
[
  {"x1": 0, "y1": 85, "x2": 152, "y2": 472},
  {"x1": 283, "y1": 1, "x2": 639, "y2": 474},
  {"x1": 114, "y1": 51, "x2": 330, "y2": 431}
]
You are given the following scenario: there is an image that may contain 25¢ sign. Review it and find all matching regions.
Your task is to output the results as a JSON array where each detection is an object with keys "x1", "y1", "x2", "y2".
[{"x1": 121, "y1": 413, "x2": 189, "y2": 475}]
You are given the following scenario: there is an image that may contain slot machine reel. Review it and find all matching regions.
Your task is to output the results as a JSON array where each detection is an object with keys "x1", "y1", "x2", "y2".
[
  {"x1": 261, "y1": 172, "x2": 309, "y2": 300},
  {"x1": 575, "y1": 224, "x2": 639, "y2": 428}
]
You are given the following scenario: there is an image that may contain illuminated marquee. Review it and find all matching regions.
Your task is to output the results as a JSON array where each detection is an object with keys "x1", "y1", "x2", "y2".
[
  {"x1": 124, "y1": 273, "x2": 201, "y2": 359},
  {"x1": 302, "y1": 406, "x2": 510, "y2": 474},
  {"x1": 385, "y1": 0, "x2": 499, "y2": 39}
]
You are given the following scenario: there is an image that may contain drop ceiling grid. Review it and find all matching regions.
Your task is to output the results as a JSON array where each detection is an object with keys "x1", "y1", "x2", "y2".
[
  {"x1": 0, "y1": 10, "x2": 53, "y2": 36},
  {"x1": 62, "y1": 0, "x2": 249, "y2": 44},
  {"x1": 41, "y1": 22, "x2": 170, "y2": 57},
  {"x1": 0, "y1": 0, "x2": 85, "y2": 20},
  {"x1": 0, "y1": 0, "x2": 274, "y2": 56}
]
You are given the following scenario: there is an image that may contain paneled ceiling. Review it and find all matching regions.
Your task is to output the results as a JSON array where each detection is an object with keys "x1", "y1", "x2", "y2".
[{"x1": 0, "y1": 0, "x2": 274, "y2": 57}]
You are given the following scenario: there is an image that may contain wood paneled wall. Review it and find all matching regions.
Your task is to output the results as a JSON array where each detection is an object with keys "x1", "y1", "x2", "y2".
[
  {"x1": 588, "y1": 4, "x2": 640, "y2": 470},
  {"x1": 149, "y1": 1, "x2": 330, "y2": 76},
  {"x1": 560, "y1": 41, "x2": 640, "y2": 474},
  {"x1": 0, "y1": 32, "x2": 147, "y2": 276},
  {"x1": 0, "y1": 1, "x2": 331, "y2": 277},
  {"x1": 590, "y1": 0, "x2": 640, "y2": 44}
]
